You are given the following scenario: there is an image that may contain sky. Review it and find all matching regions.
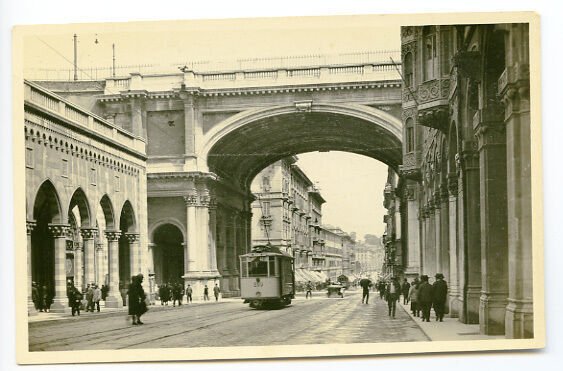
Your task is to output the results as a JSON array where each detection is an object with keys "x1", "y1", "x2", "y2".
[
  {"x1": 296, "y1": 152, "x2": 389, "y2": 239},
  {"x1": 20, "y1": 16, "x2": 400, "y2": 239}
]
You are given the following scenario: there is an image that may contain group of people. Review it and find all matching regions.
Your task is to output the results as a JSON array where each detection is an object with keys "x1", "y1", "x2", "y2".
[
  {"x1": 406, "y1": 273, "x2": 448, "y2": 322},
  {"x1": 31, "y1": 282, "x2": 53, "y2": 312},
  {"x1": 65, "y1": 282, "x2": 107, "y2": 316},
  {"x1": 157, "y1": 282, "x2": 221, "y2": 304},
  {"x1": 371, "y1": 273, "x2": 448, "y2": 321},
  {"x1": 157, "y1": 282, "x2": 187, "y2": 306}
]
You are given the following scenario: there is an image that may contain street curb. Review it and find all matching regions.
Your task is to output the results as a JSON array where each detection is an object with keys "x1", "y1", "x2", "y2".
[{"x1": 398, "y1": 301, "x2": 433, "y2": 341}]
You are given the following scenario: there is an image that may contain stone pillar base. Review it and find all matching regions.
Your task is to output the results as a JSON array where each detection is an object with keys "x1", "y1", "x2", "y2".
[
  {"x1": 505, "y1": 299, "x2": 534, "y2": 339},
  {"x1": 183, "y1": 271, "x2": 221, "y2": 301},
  {"x1": 404, "y1": 268, "x2": 420, "y2": 281},
  {"x1": 448, "y1": 292, "x2": 461, "y2": 318},
  {"x1": 49, "y1": 298, "x2": 68, "y2": 313},
  {"x1": 479, "y1": 292, "x2": 508, "y2": 335},
  {"x1": 28, "y1": 299, "x2": 38, "y2": 316},
  {"x1": 105, "y1": 295, "x2": 123, "y2": 309},
  {"x1": 463, "y1": 286, "x2": 481, "y2": 324}
]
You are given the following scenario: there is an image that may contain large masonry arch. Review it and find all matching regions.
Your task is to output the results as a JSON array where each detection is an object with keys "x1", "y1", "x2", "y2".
[{"x1": 203, "y1": 103, "x2": 403, "y2": 191}]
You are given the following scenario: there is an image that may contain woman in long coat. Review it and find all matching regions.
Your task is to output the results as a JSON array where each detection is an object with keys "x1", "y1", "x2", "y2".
[{"x1": 128, "y1": 274, "x2": 147, "y2": 325}]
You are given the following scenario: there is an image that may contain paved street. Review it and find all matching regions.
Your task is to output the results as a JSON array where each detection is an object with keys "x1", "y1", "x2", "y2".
[{"x1": 29, "y1": 290, "x2": 428, "y2": 351}]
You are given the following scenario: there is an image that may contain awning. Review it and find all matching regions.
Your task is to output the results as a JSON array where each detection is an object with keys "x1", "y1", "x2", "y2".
[{"x1": 294, "y1": 269, "x2": 309, "y2": 283}]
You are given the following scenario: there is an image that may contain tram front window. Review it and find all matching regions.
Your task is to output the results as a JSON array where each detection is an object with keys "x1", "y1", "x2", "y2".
[{"x1": 248, "y1": 258, "x2": 268, "y2": 277}]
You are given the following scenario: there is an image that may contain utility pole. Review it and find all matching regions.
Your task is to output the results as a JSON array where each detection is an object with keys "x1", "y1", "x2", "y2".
[
  {"x1": 112, "y1": 43, "x2": 116, "y2": 78},
  {"x1": 73, "y1": 34, "x2": 78, "y2": 81}
]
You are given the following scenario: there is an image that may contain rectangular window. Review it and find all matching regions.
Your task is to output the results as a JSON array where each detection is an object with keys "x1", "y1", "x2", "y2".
[
  {"x1": 61, "y1": 159, "x2": 69, "y2": 178},
  {"x1": 25, "y1": 148, "x2": 34, "y2": 169},
  {"x1": 262, "y1": 201, "x2": 270, "y2": 217},
  {"x1": 407, "y1": 126, "x2": 415, "y2": 153},
  {"x1": 90, "y1": 167, "x2": 97, "y2": 185}
]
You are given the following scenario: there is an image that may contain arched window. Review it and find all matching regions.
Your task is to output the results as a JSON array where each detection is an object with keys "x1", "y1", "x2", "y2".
[
  {"x1": 405, "y1": 118, "x2": 415, "y2": 153},
  {"x1": 404, "y1": 52, "x2": 414, "y2": 87},
  {"x1": 423, "y1": 26, "x2": 437, "y2": 80}
]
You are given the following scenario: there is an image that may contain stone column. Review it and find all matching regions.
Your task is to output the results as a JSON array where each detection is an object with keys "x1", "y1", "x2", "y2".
[
  {"x1": 501, "y1": 51, "x2": 533, "y2": 338},
  {"x1": 183, "y1": 95, "x2": 196, "y2": 155},
  {"x1": 81, "y1": 228, "x2": 97, "y2": 286},
  {"x1": 425, "y1": 200, "x2": 437, "y2": 276},
  {"x1": 95, "y1": 242, "x2": 105, "y2": 286},
  {"x1": 461, "y1": 148, "x2": 481, "y2": 324},
  {"x1": 208, "y1": 198, "x2": 218, "y2": 272},
  {"x1": 182, "y1": 189, "x2": 221, "y2": 299},
  {"x1": 27, "y1": 221, "x2": 37, "y2": 315},
  {"x1": 184, "y1": 192, "x2": 198, "y2": 273},
  {"x1": 477, "y1": 120, "x2": 509, "y2": 335},
  {"x1": 104, "y1": 230, "x2": 122, "y2": 308},
  {"x1": 447, "y1": 173, "x2": 461, "y2": 317},
  {"x1": 48, "y1": 224, "x2": 71, "y2": 313},
  {"x1": 126, "y1": 233, "x2": 141, "y2": 275},
  {"x1": 419, "y1": 206, "x2": 427, "y2": 275},
  {"x1": 73, "y1": 242, "x2": 83, "y2": 290},
  {"x1": 439, "y1": 185, "x2": 450, "y2": 282},
  {"x1": 433, "y1": 193, "x2": 442, "y2": 275}
]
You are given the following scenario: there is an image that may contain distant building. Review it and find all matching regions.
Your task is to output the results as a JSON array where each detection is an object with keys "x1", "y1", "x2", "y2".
[{"x1": 250, "y1": 158, "x2": 328, "y2": 283}]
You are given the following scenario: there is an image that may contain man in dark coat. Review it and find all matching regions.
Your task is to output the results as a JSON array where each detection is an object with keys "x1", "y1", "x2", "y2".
[
  {"x1": 401, "y1": 278, "x2": 411, "y2": 304},
  {"x1": 385, "y1": 277, "x2": 401, "y2": 318},
  {"x1": 359, "y1": 278, "x2": 372, "y2": 304},
  {"x1": 432, "y1": 273, "x2": 448, "y2": 321},
  {"x1": 417, "y1": 275, "x2": 433, "y2": 322}
]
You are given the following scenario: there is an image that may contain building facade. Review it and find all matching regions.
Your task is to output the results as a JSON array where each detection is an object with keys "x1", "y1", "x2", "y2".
[
  {"x1": 393, "y1": 24, "x2": 532, "y2": 339},
  {"x1": 24, "y1": 81, "x2": 148, "y2": 313},
  {"x1": 250, "y1": 158, "x2": 329, "y2": 283}
]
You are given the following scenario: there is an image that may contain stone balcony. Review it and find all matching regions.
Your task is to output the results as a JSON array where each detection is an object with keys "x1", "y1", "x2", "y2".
[
  {"x1": 399, "y1": 151, "x2": 422, "y2": 181},
  {"x1": 416, "y1": 78, "x2": 450, "y2": 132}
]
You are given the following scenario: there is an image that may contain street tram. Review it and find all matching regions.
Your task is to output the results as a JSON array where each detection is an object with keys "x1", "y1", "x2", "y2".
[{"x1": 239, "y1": 244, "x2": 295, "y2": 309}]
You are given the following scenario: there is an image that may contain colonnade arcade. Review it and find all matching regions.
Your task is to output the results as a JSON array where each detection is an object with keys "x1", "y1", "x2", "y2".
[{"x1": 27, "y1": 180, "x2": 139, "y2": 313}]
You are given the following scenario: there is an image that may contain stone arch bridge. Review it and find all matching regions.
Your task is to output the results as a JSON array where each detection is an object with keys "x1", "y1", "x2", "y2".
[{"x1": 27, "y1": 59, "x2": 403, "y2": 303}]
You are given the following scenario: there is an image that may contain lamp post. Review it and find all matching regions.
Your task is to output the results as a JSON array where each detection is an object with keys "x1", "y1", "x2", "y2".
[{"x1": 73, "y1": 34, "x2": 78, "y2": 81}]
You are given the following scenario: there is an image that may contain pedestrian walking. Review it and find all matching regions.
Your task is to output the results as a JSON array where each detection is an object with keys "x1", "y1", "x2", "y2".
[
  {"x1": 377, "y1": 281, "x2": 386, "y2": 299},
  {"x1": 172, "y1": 283, "x2": 184, "y2": 306},
  {"x1": 31, "y1": 282, "x2": 39, "y2": 310},
  {"x1": 203, "y1": 285, "x2": 210, "y2": 301},
  {"x1": 128, "y1": 274, "x2": 148, "y2": 325},
  {"x1": 402, "y1": 278, "x2": 411, "y2": 304},
  {"x1": 359, "y1": 277, "x2": 372, "y2": 304},
  {"x1": 385, "y1": 277, "x2": 401, "y2": 318},
  {"x1": 92, "y1": 284, "x2": 102, "y2": 312},
  {"x1": 86, "y1": 284, "x2": 94, "y2": 312},
  {"x1": 119, "y1": 281, "x2": 128, "y2": 306},
  {"x1": 305, "y1": 281, "x2": 313, "y2": 299},
  {"x1": 432, "y1": 273, "x2": 448, "y2": 322},
  {"x1": 39, "y1": 284, "x2": 50, "y2": 312},
  {"x1": 101, "y1": 284, "x2": 109, "y2": 301},
  {"x1": 418, "y1": 275, "x2": 433, "y2": 322},
  {"x1": 186, "y1": 284, "x2": 193, "y2": 303},
  {"x1": 68, "y1": 285, "x2": 82, "y2": 316},
  {"x1": 408, "y1": 280, "x2": 420, "y2": 317},
  {"x1": 213, "y1": 283, "x2": 220, "y2": 301}
]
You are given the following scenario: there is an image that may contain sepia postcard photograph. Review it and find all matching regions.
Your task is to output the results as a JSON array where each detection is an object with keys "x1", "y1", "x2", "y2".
[{"x1": 8, "y1": 5, "x2": 547, "y2": 366}]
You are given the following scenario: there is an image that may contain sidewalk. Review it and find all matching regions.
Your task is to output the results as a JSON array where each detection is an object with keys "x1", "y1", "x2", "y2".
[
  {"x1": 397, "y1": 301, "x2": 505, "y2": 341},
  {"x1": 28, "y1": 296, "x2": 241, "y2": 323}
]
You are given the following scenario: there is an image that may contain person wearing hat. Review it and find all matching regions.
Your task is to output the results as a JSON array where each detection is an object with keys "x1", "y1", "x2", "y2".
[
  {"x1": 432, "y1": 273, "x2": 448, "y2": 322},
  {"x1": 417, "y1": 275, "x2": 433, "y2": 322}
]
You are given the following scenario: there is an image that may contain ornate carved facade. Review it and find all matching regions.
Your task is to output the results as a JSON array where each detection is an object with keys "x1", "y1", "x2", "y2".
[{"x1": 396, "y1": 24, "x2": 533, "y2": 339}]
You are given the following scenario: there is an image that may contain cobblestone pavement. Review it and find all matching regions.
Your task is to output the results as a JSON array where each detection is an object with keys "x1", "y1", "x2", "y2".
[{"x1": 28, "y1": 291, "x2": 428, "y2": 351}]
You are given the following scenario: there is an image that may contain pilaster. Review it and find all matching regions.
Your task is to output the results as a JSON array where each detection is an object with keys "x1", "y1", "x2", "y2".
[
  {"x1": 26, "y1": 221, "x2": 37, "y2": 316},
  {"x1": 476, "y1": 118, "x2": 509, "y2": 335}
]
